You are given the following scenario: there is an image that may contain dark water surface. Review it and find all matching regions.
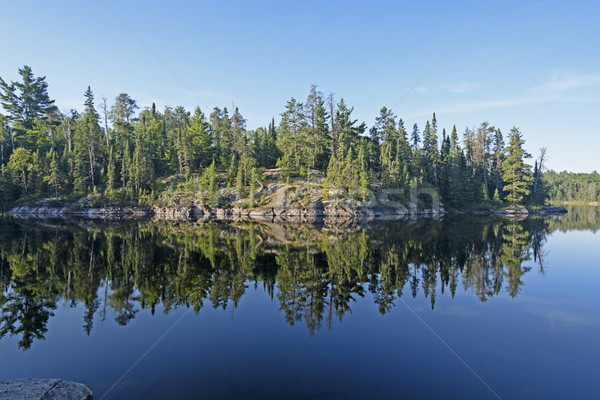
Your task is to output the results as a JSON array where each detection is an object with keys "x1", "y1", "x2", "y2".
[{"x1": 1, "y1": 206, "x2": 599, "y2": 399}]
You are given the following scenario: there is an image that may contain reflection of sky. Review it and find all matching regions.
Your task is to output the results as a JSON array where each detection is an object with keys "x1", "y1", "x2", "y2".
[
  {"x1": 524, "y1": 230, "x2": 600, "y2": 299},
  {"x1": 1, "y1": 227, "x2": 600, "y2": 399}
]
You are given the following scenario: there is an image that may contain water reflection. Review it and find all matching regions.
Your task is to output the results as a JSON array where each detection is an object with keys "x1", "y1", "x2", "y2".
[{"x1": 1, "y1": 210, "x2": 594, "y2": 350}]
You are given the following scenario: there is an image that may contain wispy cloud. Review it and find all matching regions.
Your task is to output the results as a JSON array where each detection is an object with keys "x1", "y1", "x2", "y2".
[
  {"x1": 520, "y1": 296, "x2": 600, "y2": 329},
  {"x1": 444, "y1": 82, "x2": 483, "y2": 94},
  {"x1": 407, "y1": 72, "x2": 600, "y2": 118},
  {"x1": 532, "y1": 72, "x2": 600, "y2": 92}
]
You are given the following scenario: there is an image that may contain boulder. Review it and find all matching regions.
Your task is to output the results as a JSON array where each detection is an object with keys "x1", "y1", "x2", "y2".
[{"x1": 0, "y1": 379, "x2": 92, "y2": 400}]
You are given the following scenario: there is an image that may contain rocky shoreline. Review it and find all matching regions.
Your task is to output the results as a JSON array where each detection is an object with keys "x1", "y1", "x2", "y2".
[
  {"x1": 151, "y1": 202, "x2": 444, "y2": 221},
  {"x1": 469, "y1": 205, "x2": 568, "y2": 217},
  {"x1": 6, "y1": 203, "x2": 568, "y2": 222},
  {"x1": 0, "y1": 379, "x2": 92, "y2": 400},
  {"x1": 7, "y1": 202, "x2": 444, "y2": 221}
]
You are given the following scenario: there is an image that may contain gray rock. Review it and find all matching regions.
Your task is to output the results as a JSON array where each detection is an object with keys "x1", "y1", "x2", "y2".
[
  {"x1": 0, "y1": 379, "x2": 92, "y2": 400},
  {"x1": 532, "y1": 205, "x2": 568, "y2": 215}
]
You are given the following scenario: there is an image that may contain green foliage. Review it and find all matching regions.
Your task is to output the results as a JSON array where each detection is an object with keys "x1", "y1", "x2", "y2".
[
  {"x1": 6, "y1": 147, "x2": 31, "y2": 194},
  {"x1": 0, "y1": 66, "x2": 545, "y2": 210},
  {"x1": 502, "y1": 127, "x2": 534, "y2": 206},
  {"x1": 544, "y1": 170, "x2": 600, "y2": 203},
  {"x1": 0, "y1": 66, "x2": 57, "y2": 134},
  {"x1": 199, "y1": 160, "x2": 219, "y2": 206}
]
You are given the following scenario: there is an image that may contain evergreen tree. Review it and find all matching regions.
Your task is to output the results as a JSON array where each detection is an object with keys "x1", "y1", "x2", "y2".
[
  {"x1": 75, "y1": 86, "x2": 103, "y2": 192},
  {"x1": 173, "y1": 106, "x2": 191, "y2": 176},
  {"x1": 422, "y1": 119, "x2": 439, "y2": 185},
  {"x1": 188, "y1": 107, "x2": 213, "y2": 170},
  {"x1": 121, "y1": 140, "x2": 133, "y2": 197},
  {"x1": 502, "y1": 127, "x2": 534, "y2": 206},
  {"x1": 277, "y1": 98, "x2": 308, "y2": 172},
  {"x1": 0, "y1": 66, "x2": 57, "y2": 133},
  {"x1": 474, "y1": 122, "x2": 494, "y2": 198},
  {"x1": 411, "y1": 123, "x2": 420, "y2": 149},
  {"x1": 231, "y1": 107, "x2": 249, "y2": 159},
  {"x1": 106, "y1": 146, "x2": 116, "y2": 197},
  {"x1": 132, "y1": 129, "x2": 154, "y2": 194},
  {"x1": 200, "y1": 159, "x2": 218, "y2": 206},
  {"x1": 110, "y1": 93, "x2": 138, "y2": 124},
  {"x1": 305, "y1": 85, "x2": 330, "y2": 169},
  {"x1": 43, "y1": 151, "x2": 62, "y2": 199},
  {"x1": 492, "y1": 128, "x2": 504, "y2": 197},
  {"x1": 210, "y1": 107, "x2": 232, "y2": 165}
]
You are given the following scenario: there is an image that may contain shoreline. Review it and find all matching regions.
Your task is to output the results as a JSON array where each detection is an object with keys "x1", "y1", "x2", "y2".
[{"x1": 6, "y1": 203, "x2": 567, "y2": 222}]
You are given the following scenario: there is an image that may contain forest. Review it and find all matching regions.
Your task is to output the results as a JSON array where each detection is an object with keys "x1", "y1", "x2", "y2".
[
  {"x1": 544, "y1": 170, "x2": 600, "y2": 203},
  {"x1": 0, "y1": 66, "x2": 555, "y2": 211}
]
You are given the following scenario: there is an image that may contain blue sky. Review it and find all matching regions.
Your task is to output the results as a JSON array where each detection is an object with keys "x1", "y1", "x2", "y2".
[{"x1": 1, "y1": 0, "x2": 598, "y2": 172}]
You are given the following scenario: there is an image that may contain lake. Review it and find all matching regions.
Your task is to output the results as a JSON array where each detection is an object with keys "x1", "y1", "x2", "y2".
[{"x1": 1, "y1": 206, "x2": 599, "y2": 399}]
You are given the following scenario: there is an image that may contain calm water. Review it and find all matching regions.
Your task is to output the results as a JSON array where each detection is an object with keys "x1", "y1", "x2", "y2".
[{"x1": 1, "y1": 207, "x2": 599, "y2": 399}]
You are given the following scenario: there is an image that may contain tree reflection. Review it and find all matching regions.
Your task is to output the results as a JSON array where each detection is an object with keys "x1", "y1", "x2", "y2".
[{"x1": 0, "y1": 213, "x2": 567, "y2": 349}]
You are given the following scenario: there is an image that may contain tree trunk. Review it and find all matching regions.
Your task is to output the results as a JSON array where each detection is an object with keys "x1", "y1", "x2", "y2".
[
  {"x1": 21, "y1": 164, "x2": 27, "y2": 193},
  {"x1": 482, "y1": 167, "x2": 488, "y2": 197},
  {"x1": 88, "y1": 145, "x2": 95, "y2": 190},
  {"x1": 328, "y1": 94, "x2": 336, "y2": 156},
  {"x1": 101, "y1": 97, "x2": 110, "y2": 148},
  {"x1": 533, "y1": 147, "x2": 546, "y2": 196}
]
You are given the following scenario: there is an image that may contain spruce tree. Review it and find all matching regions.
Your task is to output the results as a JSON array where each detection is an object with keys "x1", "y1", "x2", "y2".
[
  {"x1": 188, "y1": 107, "x2": 213, "y2": 170},
  {"x1": 43, "y1": 151, "x2": 62, "y2": 199},
  {"x1": 502, "y1": 127, "x2": 534, "y2": 206}
]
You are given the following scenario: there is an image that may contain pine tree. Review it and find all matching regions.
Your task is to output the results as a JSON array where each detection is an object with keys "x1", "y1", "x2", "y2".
[
  {"x1": 305, "y1": 85, "x2": 330, "y2": 169},
  {"x1": 132, "y1": 134, "x2": 153, "y2": 194},
  {"x1": 411, "y1": 123, "x2": 420, "y2": 149},
  {"x1": 231, "y1": 107, "x2": 249, "y2": 159},
  {"x1": 188, "y1": 107, "x2": 213, "y2": 170},
  {"x1": 173, "y1": 106, "x2": 191, "y2": 176},
  {"x1": 73, "y1": 86, "x2": 103, "y2": 193},
  {"x1": 200, "y1": 159, "x2": 218, "y2": 206},
  {"x1": 492, "y1": 128, "x2": 504, "y2": 197},
  {"x1": 43, "y1": 151, "x2": 62, "y2": 199},
  {"x1": 474, "y1": 122, "x2": 494, "y2": 198},
  {"x1": 0, "y1": 66, "x2": 57, "y2": 133},
  {"x1": 277, "y1": 98, "x2": 308, "y2": 172},
  {"x1": 422, "y1": 119, "x2": 439, "y2": 185},
  {"x1": 358, "y1": 139, "x2": 370, "y2": 201},
  {"x1": 502, "y1": 127, "x2": 534, "y2": 206},
  {"x1": 210, "y1": 107, "x2": 232, "y2": 165},
  {"x1": 110, "y1": 93, "x2": 138, "y2": 124}
]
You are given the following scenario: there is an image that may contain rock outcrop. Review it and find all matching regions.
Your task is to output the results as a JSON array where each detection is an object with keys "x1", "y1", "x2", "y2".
[{"x1": 0, "y1": 379, "x2": 92, "y2": 400}]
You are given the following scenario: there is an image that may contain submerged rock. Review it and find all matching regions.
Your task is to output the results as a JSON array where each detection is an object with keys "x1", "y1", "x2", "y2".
[{"x1": 0, "y1": 379, "x2": 92, "y2": 400}]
